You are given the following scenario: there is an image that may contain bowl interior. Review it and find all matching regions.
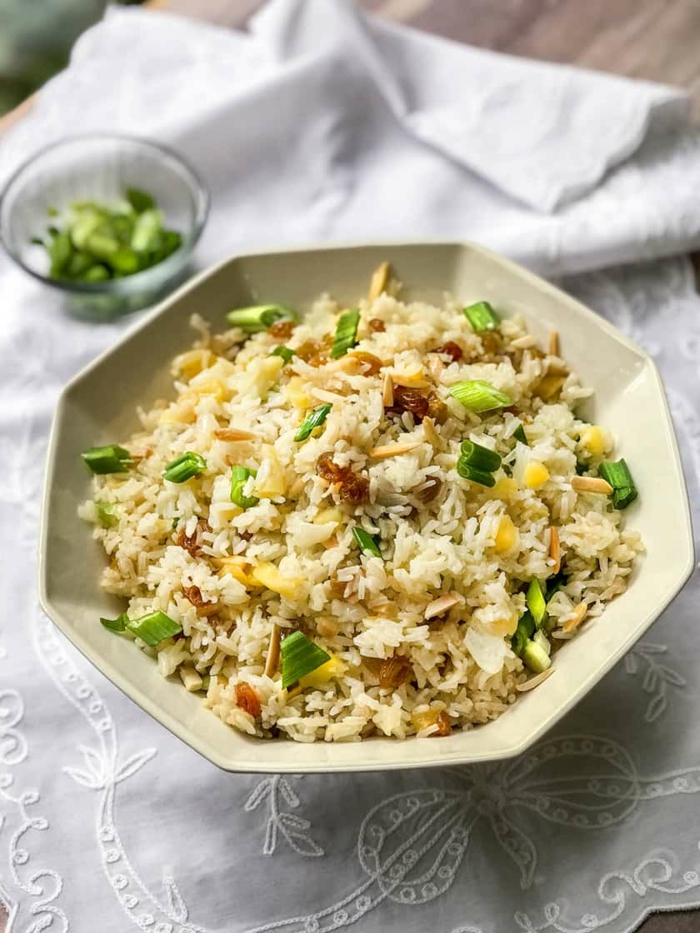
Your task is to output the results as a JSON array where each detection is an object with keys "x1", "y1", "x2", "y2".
[
  {"x1": 1, "y1": 135, "x2": 207, "y2": 283},
  {"x1": 40, "y1": 242, "x2": 693, "y2": 772}
]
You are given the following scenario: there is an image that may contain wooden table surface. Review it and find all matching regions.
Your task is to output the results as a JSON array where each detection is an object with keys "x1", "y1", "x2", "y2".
[{"x1": 1, "y1": 3, "x2": 699, "y2": 932}]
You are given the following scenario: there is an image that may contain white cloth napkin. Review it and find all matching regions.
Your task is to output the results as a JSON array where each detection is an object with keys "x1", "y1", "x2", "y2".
[{"x1": 2, "y1": 3, "x2": 700, "y2": 932}]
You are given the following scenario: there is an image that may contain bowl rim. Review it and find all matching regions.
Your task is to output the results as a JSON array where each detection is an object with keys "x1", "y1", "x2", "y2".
[
  {"x1": 38, "y1": 239, "x2": 696, "y2": 772},
  {"x1": 0, "y1": 132, "x2": 210, "y2": 295}
]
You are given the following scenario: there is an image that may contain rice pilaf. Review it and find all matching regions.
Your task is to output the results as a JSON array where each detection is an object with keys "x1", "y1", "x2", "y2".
[{"x1": 80, "y1": 267, "x2": 642, "y2": 742}]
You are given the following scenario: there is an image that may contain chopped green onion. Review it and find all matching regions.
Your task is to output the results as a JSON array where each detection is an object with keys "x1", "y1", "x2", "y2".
[
  {"x1": 34, "y1": 192, "x2": 180, "y2": 283},
  {"x1": 95, "y1": 500, "x2": 120, "y2": 528},
  {"x1": 456, "y1": 459, "x2": 497, "y2": 487},
  {"x1": 270, "y1": 346, "x2": 296, "y2": 364},
  {"x1": 47, "y1": 206, "x2": 59, "y2": 218},
  {"x1": 522, "y1": 638, "x2": 552, "y2": 674},
  {"x1": 126, "y1": 610, "x2": 182, "y2": 646},
  {"x1": 449, "y1": 380, "x2": 512, "y2": 413},
  {"x1": 526, "y1": 579, "x2": 547, "y2": 629},
  {"x1": 545, "y1": 572, "x2": 567, "y2": 602},
  {"x1": 226, "y1": 304, "x2": 297, "y2": 334},
  {"x1": 598, "y1": 459, "x2": 638, "y2": 510},
  {"x1": 513, "y1": 424, "x2": 528, "y2": 446},
  {"x1": 330, "y1": 309, "x2": 360, "y2": 359},
  {"x1": 126, "y1": 187, "x2": 156, "y2": 213},
  {"x1": 463, "y1": 300, "x2": 500, "y2": 332},
  {"x1": 352, "y1": 527, "x2": 382, "y2": 558},
  {"x1": 460, "y1": 439, "x2": 502, "y2": 473},
  {"x1": 280, "y1": 631, "x2": 331, "y2": 689},
  {"x1": 533, "y1": 630, "x2": 551, "y2": 657},
  {"x1": 82, "y1": 444, "x2": 132, "y2": 474},
  {"x1": 100, "y1": 613, "x2": 128, "y2": 633},
  {"x1": 130, "y1": 208, "x2": 163, "y2": 253},
  {"x1": 163, "y1": 451, "x2": 206, "y2": 483},
  {"x1": 294, "y1": 404, "x2": 332, "y2": 442},
  {"x1": 230, "y1": 465, "x2": 259, "y2": 509},
  {"x1": 510, "y1": 611, "x2": 535, "y2": 656}
]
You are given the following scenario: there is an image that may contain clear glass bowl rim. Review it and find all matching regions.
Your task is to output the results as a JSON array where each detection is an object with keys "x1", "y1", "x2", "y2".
[{"x1": 0, "y1": 133, "x2": 210, "y2": 295}]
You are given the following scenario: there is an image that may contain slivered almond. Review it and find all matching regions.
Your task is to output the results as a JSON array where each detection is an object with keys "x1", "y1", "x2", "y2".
[
  {"x1": 382, "y1": 372, "x2": 394, "y2": 407},
  {"x1": 517, "y1": 668, "x2": 555, "y2": 692},
  {"x1": 312, "y1": 387, "x2": 346, "y2": 404},
  {"x1": 326, "y1": 356, "x2": 364, "y2": 375},
  {"x1": 422, "y1": 416, "x2": 441, "y2": 448},
  {"x1": 547, "y1": 360, "x2": 570, "y2": 376},
  {"x1": 369, "y1": 441, "x2": 422, "y2": 460},
  {"x1": 571, "y1": 476, "x2": 613, "y2": 495},
  {"x1": 549, "y1": 526, "x2": 561, "y2": 574},
  {"x1": 368, "y1": 261, "x2": 391, "y2": 301},
  {"x1": 548, "y1": 331, "x2": 560, "y2": 356},
  {"x1": 424, "y1": 593, "x2": 463, "y2": 620},
  {"x1": 536, "y1": 373, "x2": 566, "y2": 400},
  {"x1": 562, "y1": 603, "x2": 587, "y2": 633},
  {"x1": 390, "y1": 370, "x2": 431, "y2": 388},
  {"x1": 215, "y1": 427, "x2": 256, "y2": 442},
  {"x1": 264, "y1": 624, "x2": 281, "y2": 678}
]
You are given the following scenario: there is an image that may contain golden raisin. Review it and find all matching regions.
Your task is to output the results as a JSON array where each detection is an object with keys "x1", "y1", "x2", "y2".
[
  {"x1": 349, "y1": 351, "x2": 383, "y2": 375},
  {"x1": 338, "y1": 471, "x2": 369, "y2": 505},
  {"x1": 315, "y1": 454, "x2": 370, "y2": 505},
  {"x1": 378, "y1": 655, "x2": 413, "y2": 689},
  {"x1": 431, "y1": 710, "x2": 451, "y2": 737},
  {"x1": 392, "y1": 386, "x2": 429, "y2": 420},
  {"x1": 435, "y1": 341, "x2": 462, "y2": 362},
  {"x1": 368, "y1": 318, "x2": 386, "y2": 333},
  {"x1": 296, "y1": 339, "x2": 328, "y2": 367},
  {"x1": 268, "y1": 319, "x2": 296, "y2": 340},
  {"x1": 182, "y1": 585, "x2": 218, "y2": 617},
  {"x1": 183, "y1": 584, "x2": 206, "y2": 608},
  {"x1": 416, "y1": 477, "x2": 443, "y2": 503},
  {"x1": 176, "y1": 519, "x2": 209, "y2": 557},
  {"x1": 235, "y1": 682, "x2": 261, "y2": 718},
  {"x1": 426, "y1": 393, "x2": 448, "y2": 424}
]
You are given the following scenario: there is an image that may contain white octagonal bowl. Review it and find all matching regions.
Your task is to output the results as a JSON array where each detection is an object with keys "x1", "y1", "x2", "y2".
[{"x1": 39, "y1": 242, "x2": 694, "y2": 772}]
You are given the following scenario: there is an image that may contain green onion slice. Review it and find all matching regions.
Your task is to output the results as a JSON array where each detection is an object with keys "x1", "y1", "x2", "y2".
[
  {"x1": 82, "y1": 444, "x2": 132, "y2": 474},
  {"x1": 163, "y1": 451, "x2": 207, "y2": 483},
  {"x1": 352, "y1": 527, "x2": 382, "y2": 558},
  {"x1": 230, "y1": 465, "x2": 259, "y2": 509},
  {"x1": 526, "y1": 578, "x2": 547, "y2": 629},
  {"x1": 126, "y1": 187, "x2": 156, "y2": 213},
  {"x1": 270, "y1": 345, "x2": 296, "y2": 364},
  {"x1": 330, "y1": 309, "x2": 360, "y2": 359},
  {"x1": 460, "y1": 439, "x2": 501, "y2": 473},
  {"x1": 226, "y1": 304, "x2": 297, "y2": 334},
  {"x1": 513, "y1": 424, "x2": 528, "y2": 446},
  {"x1": 95, "y1": 500, "x2": 119, "y2": 528},
  {"x1": 510, "y1": 610, "x2": 535, "y2": 656},
  {"x1": 463, "y1": 301, "x2": 500, "y2": 332},
  {"x1": 280, "y1": 631, "x2": 331, "y2": 689},
  {"x1": 449, "y1": 380, "x2": 512, "y2": 413},
  {"x1": 294, "y1": 404, "x2": 332, "y2": 442},
  {"x1": 522, "y1": 638, "x2": 552, "y2": 673},
  {"x1": 598, "y1": 459, "x2": 638, "y2": 510},
  {"x1": 126, "y1": 610, "x2": 182, "y2": 646},
  {"x1": 100, "y1": 613, "x2": 128, "y2": 633},
  {"x1": 456, "y1": 459, "x2": 497, "y2": 487},
  {"x1": 545, "y1": 572, "x2": 567, "y2": 602}
]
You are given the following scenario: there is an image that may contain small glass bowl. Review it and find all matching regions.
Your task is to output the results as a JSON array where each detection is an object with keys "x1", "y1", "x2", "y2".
[{"x1": 0, "y1": 134, "x2": 209, "y2": 320}]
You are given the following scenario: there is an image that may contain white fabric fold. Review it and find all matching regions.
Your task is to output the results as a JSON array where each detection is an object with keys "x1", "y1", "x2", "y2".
[{"x1": 250, "y1": 0, "x2": 689, "y2": 211}]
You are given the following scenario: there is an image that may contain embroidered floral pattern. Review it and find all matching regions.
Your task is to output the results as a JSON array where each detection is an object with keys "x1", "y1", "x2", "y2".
[{"x1": 244, "y1": 776, "x2": 324, "y2": 857}]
